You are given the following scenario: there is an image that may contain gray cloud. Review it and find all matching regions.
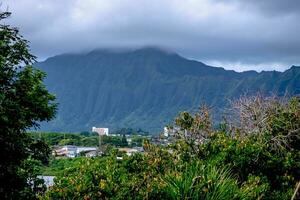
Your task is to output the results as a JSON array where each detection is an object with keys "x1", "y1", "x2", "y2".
[
  {"x1": 230, "y1": 0, "x2": 300, "y2": 16},
  {"x1": 2, "y1": 0, "x2": 300, "y2": 71}
]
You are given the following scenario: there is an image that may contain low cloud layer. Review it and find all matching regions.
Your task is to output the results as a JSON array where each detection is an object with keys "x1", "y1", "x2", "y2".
[{"x1": 3, "y1": 0, "x2": 300, "y2": 71}]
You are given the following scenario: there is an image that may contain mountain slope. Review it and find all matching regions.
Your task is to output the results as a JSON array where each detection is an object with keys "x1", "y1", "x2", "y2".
[{"x1": 36, "y1": 48, "x2": 300, "y2": 133}]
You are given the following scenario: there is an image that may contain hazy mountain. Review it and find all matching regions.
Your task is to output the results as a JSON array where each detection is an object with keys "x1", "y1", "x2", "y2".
[{"x1": 36, "y1": 47, "x2": 300, "y2": 133}]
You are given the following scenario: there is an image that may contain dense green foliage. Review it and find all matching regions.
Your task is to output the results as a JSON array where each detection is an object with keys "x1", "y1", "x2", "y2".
[
  {"x1": 40, "y1": 158, "x2": 85, "y2": 176},
  {"x1": 37, "y1": 47, "x2": 300, "y2": 133},
  {"x1": 0, "y1": 11, "x2": 56, "y2": 199},
  {"x1": 42, "y1": 96, "x2": 300, "y2": 199}
]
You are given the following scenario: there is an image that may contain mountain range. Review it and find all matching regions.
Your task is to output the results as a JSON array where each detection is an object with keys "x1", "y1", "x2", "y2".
[{"x1": 36, "y1": 47, "x2": 300, "y2": 133}]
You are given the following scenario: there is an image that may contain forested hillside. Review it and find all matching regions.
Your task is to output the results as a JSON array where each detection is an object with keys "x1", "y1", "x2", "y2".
[{"x1": 37, "y1": 48, "x2": 300, "y2": 133}]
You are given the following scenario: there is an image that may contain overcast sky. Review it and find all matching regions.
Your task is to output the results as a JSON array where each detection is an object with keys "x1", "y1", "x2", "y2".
[{"x1": 2, "y1": 0, "x2": 300, "y2": 72}]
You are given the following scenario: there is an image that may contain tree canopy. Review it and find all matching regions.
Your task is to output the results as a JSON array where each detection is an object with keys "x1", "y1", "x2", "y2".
[{"x1": 0, "y1": 11, "x2": 56, "y2": 199}]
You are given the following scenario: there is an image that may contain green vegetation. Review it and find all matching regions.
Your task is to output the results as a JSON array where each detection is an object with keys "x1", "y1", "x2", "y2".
[
  {"x1": 0, "y1": 11, "x2": 56, "y2": 199},
  {"x1": 40, "y1": 158, "x2": 85, "y2": 176},
  {"x1": 41, "y1": 96, "x2": 300, "y2": 199}
]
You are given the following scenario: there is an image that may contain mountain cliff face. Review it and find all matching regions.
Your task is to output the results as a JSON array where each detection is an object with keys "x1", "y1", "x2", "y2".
[{"x1": 36, "y1": 48, "x2": 300, "y2": 133}]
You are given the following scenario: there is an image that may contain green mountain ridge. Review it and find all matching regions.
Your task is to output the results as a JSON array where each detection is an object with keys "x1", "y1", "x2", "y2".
[{"x1": 36, "y1": 47, "x2": 300, "y2": 133}]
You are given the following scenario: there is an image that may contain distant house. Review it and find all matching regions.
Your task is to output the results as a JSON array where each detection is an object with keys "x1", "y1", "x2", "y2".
[
  {"x1": 126, "y1": 138, "x2": 132, "y2": 145},
  {"x1": 53, "y1": 146, "x2": 97, "y2": 158},
  {"x1": 133, "y1": 146, "x2": 144, "y2": 152},
  {"x1": 163, "y1": 126, "x2": 179, "y2": 137},
  {"x1": 163, "y1": 127, "x2": 169, "y2": 137},
  {"x1": 76, "y1": 147, "x2": 97, "y2": 154},
  {"x1": 85, "y1": 150, "x2": 98, "y2": 157},
  {"x1": 53, "y1": 145, "x2": 77, "y2": 158},
  {"x1": 118, "y1": 147, "x2": 139, "y2": 156}
]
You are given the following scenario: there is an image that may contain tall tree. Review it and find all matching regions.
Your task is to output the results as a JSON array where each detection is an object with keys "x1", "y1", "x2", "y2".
[{"x1": 0, "y1": 11, "x2": 57, "y2": 199}]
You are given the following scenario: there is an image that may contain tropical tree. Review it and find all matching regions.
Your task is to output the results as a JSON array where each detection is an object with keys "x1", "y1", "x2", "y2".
[{"x1": 0, "y1": 11, "x2": 56, "y2": 199}]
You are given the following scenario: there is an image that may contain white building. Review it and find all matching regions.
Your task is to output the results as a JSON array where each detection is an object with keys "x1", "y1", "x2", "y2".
[
  {"x1": 92, "y1": 127, "x2": 109, "y2": 136},
  {"x1": 163, "y1": 126, "x2": 179, "y2": 137},
  {"x1": 164, "y1": 127, "x2": 169, "y2": 137}
]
